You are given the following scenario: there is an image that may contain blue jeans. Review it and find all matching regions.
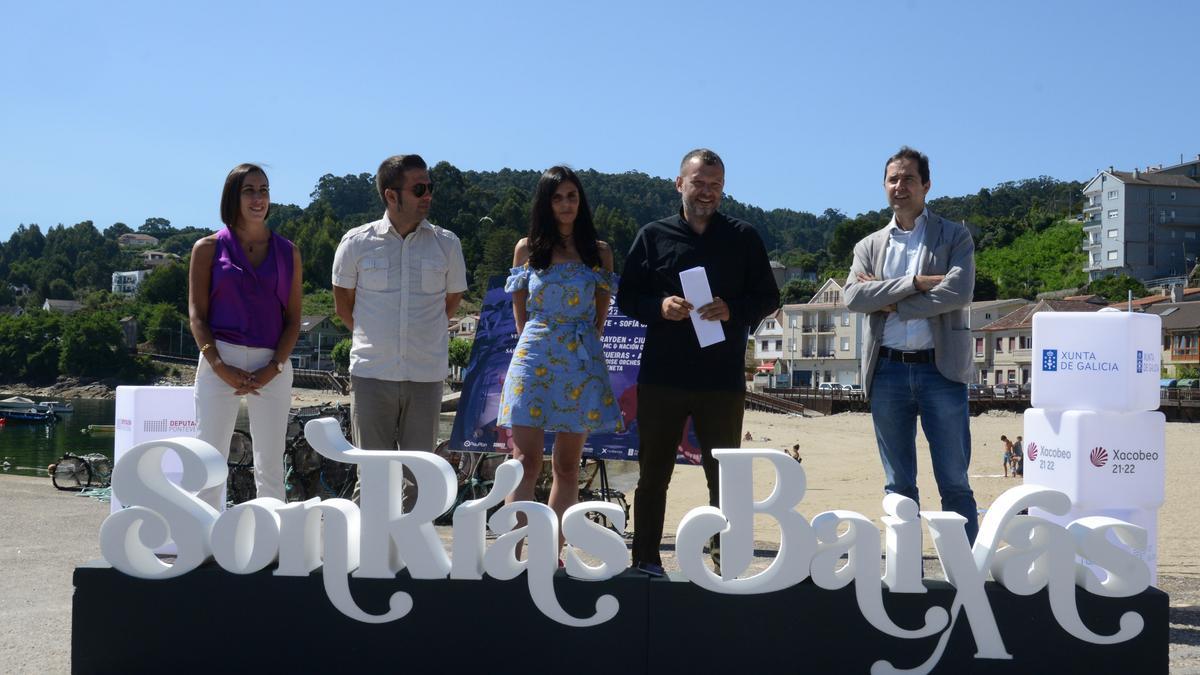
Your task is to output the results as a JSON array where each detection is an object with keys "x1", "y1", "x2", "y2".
[{"x1": 870, "y1": 358, "x2": 978, "y2": 543}]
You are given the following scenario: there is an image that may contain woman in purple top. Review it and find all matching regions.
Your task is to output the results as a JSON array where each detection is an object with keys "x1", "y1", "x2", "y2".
[{"x1": 188, "y1": 163, "x2": 303, "y2": 510}]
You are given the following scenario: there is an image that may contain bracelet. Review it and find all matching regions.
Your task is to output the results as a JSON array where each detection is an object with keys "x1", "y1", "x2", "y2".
[{"x1": 200, "y1": 343, "x2": 213, "y2": 354}]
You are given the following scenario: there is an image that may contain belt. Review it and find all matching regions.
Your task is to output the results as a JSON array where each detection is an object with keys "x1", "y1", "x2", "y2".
[
  {"x1": 879, "y1": 346, "x2": 934, "y2": 364},
  {"x1": 527, "y1": 317, "x2": 593, "y2": 361}
]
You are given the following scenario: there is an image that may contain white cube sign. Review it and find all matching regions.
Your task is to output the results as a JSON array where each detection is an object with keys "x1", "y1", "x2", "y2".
[
  {"x1": 112, "y1": 386, "x2": 201, "y2": 515},
  {"x1": 1031, "y1": 309, "x2": 1161, "y2": 413},
  {"x1": 1024, "y1": 408, "x2": 1165, "y2": 582}
]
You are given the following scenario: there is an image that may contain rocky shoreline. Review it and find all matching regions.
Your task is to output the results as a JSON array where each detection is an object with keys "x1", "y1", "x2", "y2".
[{"x1": 0, "y1": 366, "x2": 198, "y2": 401}]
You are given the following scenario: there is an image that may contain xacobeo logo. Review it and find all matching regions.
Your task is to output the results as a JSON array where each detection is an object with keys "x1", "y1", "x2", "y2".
[
  {"x1": 1026, "y1": 442, "x2": 1038, "y2": 461},
  {"x1": 1090, "y1": 446, "x2": 1108, "y2": 468}
]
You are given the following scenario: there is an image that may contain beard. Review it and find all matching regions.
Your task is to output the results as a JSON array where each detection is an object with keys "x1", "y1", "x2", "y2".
[{"x1": 682, "y1": 196, "x2": 717, "y2": 220}]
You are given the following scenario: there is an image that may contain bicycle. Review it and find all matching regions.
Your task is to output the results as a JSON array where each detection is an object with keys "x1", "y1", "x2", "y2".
[
  {"x1": 576, "y1": 458, "x2": 630, "y2": 537},
  {"x1": 527, "y1": 456, "x2": 630, "y2": 537},
  {"x1": 224, "y1": 429, "x2": 257, "y2": 505},
  {"x1": 283, "y1": 403, "x2": 356, "y2": 502},
  {"x1": 434, "y1": 443, "x2": 505, "y2": 525},
  {"x1": 49, "y1": 452, "x2": 113, "y2": 491}
]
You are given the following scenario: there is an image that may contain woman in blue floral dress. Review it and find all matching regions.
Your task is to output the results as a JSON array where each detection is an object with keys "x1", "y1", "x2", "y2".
[{"x1": 498, "y1": 166, "x2": 623, "y2": 540}]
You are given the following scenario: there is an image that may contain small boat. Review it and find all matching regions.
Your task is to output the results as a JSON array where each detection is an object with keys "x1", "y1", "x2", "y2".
[
  {"x1": 0, "y1": 396, "x2": 38, "y2": 411},
  {"x1": 0, "y1": 396, "x2": 72, "y2": 413},
  {"x1": 39, "y1": 401, "x2": 74, "y2": 413},
  {"x1": 0, "y1": 409, "x2": 58, "y2": 423},
  {"x1": 82, "y1": 424, "x2": 115, "y2": 436}
]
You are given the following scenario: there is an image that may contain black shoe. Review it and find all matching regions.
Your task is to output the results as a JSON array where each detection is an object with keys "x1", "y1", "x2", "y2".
[{"x1": 632, "y1": 561, "x2": 665, "y2": 577}]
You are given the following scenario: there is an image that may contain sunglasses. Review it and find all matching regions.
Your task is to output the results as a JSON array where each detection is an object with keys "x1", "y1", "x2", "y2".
[{"x1": 391, "y1": 182, "x2": 434, "y2": 198}]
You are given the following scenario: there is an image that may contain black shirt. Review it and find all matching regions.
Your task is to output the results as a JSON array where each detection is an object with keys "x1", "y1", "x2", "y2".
[{"x1": 617, "y1": 211, "x2": 780, "y2": 391}]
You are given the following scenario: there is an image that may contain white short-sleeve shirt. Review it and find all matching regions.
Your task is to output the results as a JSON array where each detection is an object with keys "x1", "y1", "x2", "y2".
[{"x1": 332, "y1": 213, "x2": 468, "y2": 382}]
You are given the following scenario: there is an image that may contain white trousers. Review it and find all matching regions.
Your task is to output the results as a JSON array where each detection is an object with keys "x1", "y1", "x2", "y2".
[{"x1": 194, "y1": 340, "x2": 292, "y2": 510}]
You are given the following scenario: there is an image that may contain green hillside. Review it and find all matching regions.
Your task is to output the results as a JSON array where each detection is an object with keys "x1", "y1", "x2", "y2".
[{"x1": 976, "y1": 219, "x2": 1087, "y2": 299}]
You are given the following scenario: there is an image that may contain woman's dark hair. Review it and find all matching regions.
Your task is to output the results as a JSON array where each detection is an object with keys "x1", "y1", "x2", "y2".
[
  {"x1": 220, "y1": 163, "x2": 268, "y2": 228},
  {"x1": 527, "y1": 166, "x2": 600, "y2": 270}
]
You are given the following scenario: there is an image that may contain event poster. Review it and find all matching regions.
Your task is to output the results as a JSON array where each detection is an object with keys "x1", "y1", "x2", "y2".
[{"x1": 449, "y1": 276, "x2": 702, "y2": 464}]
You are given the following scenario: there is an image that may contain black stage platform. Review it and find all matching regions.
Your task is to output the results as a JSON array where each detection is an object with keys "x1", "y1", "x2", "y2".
[{"x1": 73, "y1": 561, "x2": 1167, "y2": 674}]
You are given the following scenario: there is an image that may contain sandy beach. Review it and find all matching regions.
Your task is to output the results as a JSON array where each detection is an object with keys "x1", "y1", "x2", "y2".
[{"x1": 658, "y1": 409, "x2": 1200, "y2": 576}]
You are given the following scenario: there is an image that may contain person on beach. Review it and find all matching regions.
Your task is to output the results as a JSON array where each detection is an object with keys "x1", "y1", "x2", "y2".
[
  {"x1": 1013, "y1": 436, "x2": 1024, "y2": 477},
  {"x1": 497, "y1": 166, "x2": 623, "y2": 551},
  {"x1": 332, "y1": 154, "x2": 468, "y2": 508},
  {"x1": 617, "y1": 148, "x2": 780, "y2": 576},
  {"x1": 1001, "y1": 435, "x2": 1014, "y2": 477},
  {"x1": 189, "y1": 163, "x2": 302, "y2": 510},
  {"x1": 844, "y1": 146, "x2": 979, "y2": 543}
]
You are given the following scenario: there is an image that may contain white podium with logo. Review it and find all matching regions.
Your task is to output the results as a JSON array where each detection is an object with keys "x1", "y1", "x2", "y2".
[
  {"x1": 1025, "y1": 309, "x2": 1165, "y2": 583},
  {"x1": 112, "y1": 386, "x2": 205, "y2": 555}
]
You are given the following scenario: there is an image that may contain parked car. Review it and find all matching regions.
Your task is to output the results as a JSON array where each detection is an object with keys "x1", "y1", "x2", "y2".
[
  {"x1": 968, "y1": 384, "x2": 988, "y2": 398},
  {"x1": 844, "y1": 384, "x2": 864, "y2": 399},
  {"x1": 992, "y1": 383, "x2": 1020, "y2": 398},
  {"x1": 1019, "y1": 381, "x2": 1032, "y2": 396},
  {"x1": 817, "y1": 382, "x2": 840, "y2": 393},
  {"x1": 1177, "y1": 379, "x2": 1199, "y2": 389},
  {"x1": 1160, "y1": 378, "x2": 1179, "y2": 390}
]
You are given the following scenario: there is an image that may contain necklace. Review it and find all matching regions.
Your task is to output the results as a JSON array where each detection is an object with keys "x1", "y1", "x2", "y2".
[{"x1": 237, "y1": 231, "x2": 270, "y2": 254}]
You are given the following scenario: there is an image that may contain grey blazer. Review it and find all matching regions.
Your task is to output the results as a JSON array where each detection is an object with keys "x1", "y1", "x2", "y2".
[{"x1": 843, "y1": 210, "x2": 975, "y2": 397}]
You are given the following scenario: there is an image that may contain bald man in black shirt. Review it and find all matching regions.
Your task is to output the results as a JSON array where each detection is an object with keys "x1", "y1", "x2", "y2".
[{"x1": 616, "y1": 148, "x2": 780, "y2": 575}]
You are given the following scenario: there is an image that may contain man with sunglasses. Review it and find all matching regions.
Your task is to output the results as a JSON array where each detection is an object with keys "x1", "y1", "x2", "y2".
[{"x1": 332, "y1": 154, "x2": 467, "y2": 508}]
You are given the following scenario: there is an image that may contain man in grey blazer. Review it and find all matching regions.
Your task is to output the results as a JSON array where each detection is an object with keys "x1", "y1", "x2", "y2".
[{"x1": 844, "y1": 146, "x2": 978, "y2": 543}]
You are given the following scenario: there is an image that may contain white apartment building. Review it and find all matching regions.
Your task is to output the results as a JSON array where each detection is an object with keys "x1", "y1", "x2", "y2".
[
  {"x1": 112, "y1": 270, "x2": 150, "y2": 296},
  {"x1": 753, "y1": 279, "x2": 864, "y2": 387},
  {"x1": 755, "y1": 288, "x2": 1034, "y2": 389}
]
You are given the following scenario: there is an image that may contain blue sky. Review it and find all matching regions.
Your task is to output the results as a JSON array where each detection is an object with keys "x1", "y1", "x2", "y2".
[{"x1": 2, "y1": 1, "x2": 1197, "y2": 241}]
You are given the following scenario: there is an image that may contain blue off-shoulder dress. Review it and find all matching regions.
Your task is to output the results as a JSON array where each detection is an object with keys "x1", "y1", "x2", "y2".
[{"x1": 498, "y1": 262, "x2": 624, "y2": 433}]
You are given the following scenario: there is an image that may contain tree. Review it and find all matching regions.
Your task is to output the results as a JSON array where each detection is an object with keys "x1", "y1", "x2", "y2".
[
  {"x1": 0, "y1": 312, "x2": 61, "y2": 382},
  {"x1": 47, "y1": 278, "x2": 73, "y2": 300},
  {"x1": 139, "y1": 217, "x2": 173, "y2": 239},
  {"x1": 448, "y1": 337, "x2": 472, "y2": 370},
  {"x1": 137, "y1": 262, "x2": 189, "y2": 312},
  {"x1": 973, "y1": 274, "x2": 998, "y2": 301},
  {"x1": 309, "y1": 173, "x2": 377, "y2": 220},
  {"x1": 103, "y1": 222, "x2": 133, "y2": 239},
  {"x1": 142, "y1": 303, "x2": 187, "y2": 352},
  {"x1": 59, "y1": 310, "x2": 127, "y2": 377},
  {"x1": 474, "y1": 228, "x2": 521, "y2": 297},
  {"x1": 592, "y1": 205, "x2": 637, "y2": 273},
  {"x1": 5, "y1": 224, "x2": 46, "y2": 260},
  {"x1": 780, "y1": 279, "x2": 818, "y2": 304},
  {"x1": 827, "y1": 214, "x2": 887, "y2": 266},
  {"x1": 331, "y1": 338, "x2": 352, "y2": 373},
  {"x1": 1085, "y1": 275, "x2": 1148, "y2": 303}
]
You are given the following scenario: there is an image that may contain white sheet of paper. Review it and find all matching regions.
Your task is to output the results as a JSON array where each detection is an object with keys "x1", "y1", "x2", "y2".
[{"x1": 679, "y1": 266, "x2": 725, "y2": 348}]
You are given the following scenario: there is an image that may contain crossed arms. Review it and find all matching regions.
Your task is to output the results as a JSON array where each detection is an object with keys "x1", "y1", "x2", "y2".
[{"x1": 843, "y1": 224, "x2": 975, "y2": 321}]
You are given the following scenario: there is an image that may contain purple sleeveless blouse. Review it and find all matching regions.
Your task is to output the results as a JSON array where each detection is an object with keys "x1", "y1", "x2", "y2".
[{"x1": 208, "y1": 227, "x2": 294, "y2": 349}]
